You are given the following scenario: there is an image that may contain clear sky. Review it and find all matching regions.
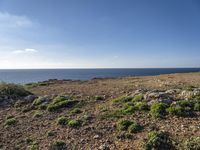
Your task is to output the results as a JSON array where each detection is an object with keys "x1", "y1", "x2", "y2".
[{"x1": 0, "y1": 0, "x2": 200, "y2": 69}]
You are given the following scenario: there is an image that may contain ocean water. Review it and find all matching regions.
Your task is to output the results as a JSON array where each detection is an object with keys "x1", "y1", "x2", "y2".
[{"x1": 0, "y1": 68, "x2": 199, "y2": 84}]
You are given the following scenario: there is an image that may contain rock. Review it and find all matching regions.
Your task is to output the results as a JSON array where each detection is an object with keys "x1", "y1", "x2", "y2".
[
  {"x1": 94, "y1": 135, "x2": 100, "y2": 139},
  {"x1": 23, "y1": 95, "x2": 37, "y2": 103},
  {"x1": 165, "y1": 89, "x2": 181, "y2": 95},
  {"x1": 99, "y1": 144, "x2": 110, "y2": 150},
  {"x1": 179, "y1": 89, "x2": 200, "y2": 99}
]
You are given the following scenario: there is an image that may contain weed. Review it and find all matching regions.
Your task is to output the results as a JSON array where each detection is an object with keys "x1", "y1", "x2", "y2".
[
  {"x1": 57, "y1": 116, "x2": 68, "y2": 125},
  {"x1": 67, "y1": 119, "x2": 82, "y2": 127},
  {"x1": 150, "y1": 103, "x2": 168, "y2": 118},
  {"x1": 116, "y1": 119, "x2": 134, "y2": 131},
  {"x1": 50, "y1": 141, "x2": 67, "y2": 150}
]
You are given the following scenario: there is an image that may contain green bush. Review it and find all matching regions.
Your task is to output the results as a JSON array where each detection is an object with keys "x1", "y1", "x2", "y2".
[
  {"x1": 128, "y1": 122, "x2": 141, "y2": 133},
  {"x1": 120, "y1": 105, "x2": 135, "y2": 115},
  {"x1": 134, "y1": 102, "x2": 149, "y2": 111},
  {"x1": 184, "y1": 137, "x2": 200, "y2": 150},
  {"x1": 28, "y1": 142, "x2": 39, "y2": 150},
  {"x1": 116, "y1": 120, "x2": 134, "y2": 131},
  {"x1": 47, "y1": 131, "x2": 56, "y2": 137},
  {"x1": 132, "y1": 95, "x2": 143, "y2": 102},
  {"x1": 32, "y1": 97, "x2": 44, "y2": 106},
  {"x1": 4, "y1": 118, "x2": 17, "y2": 127},
  {"x1": 194, "y1": 102, "x2": 200, "y2": 111},
  {"x1": 50, "y1": 141, "x2": 67, "y2": 150},
  {"x1": 47, "y1": 100, "x2": 78, "y2": 112},
  {"x1": 67, "y1": 119, "x2": 82, "y2": 127},
  {"x1": 150, "y1": 103, "x2": 168, "y2": 118},
  {"x1": 143, "y1": 130, "x2": 175, "y2": 150},
  {"x1": 57, "y1": 117, "x2": 68, "y2": 125},
  {"x1": 177, "y1": 100, "x2": 194, "y2": 109},
  {"x1": 113, "y1": 96, "x2": 133, "y2": 103},
  {"x1": 0, "y1": 83, "x2": 31, "y2": 98},
  {"x1": 6, "y1": 114, "x2": 14, "y2": 120},
  {"x1": 166, "y1": 105, "x2": 185, "y2": 116},
  {"x1": 70, "y1": 108, "x2": 82, "y2": 114},
  {"x1": 33, "y1": 111, "x2": 43, "y2": 118}
]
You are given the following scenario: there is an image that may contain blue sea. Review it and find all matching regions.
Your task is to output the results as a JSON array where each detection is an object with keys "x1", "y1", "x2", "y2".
[{"x1": 0, "y1": 68, "x2": 200, "y2": 84}]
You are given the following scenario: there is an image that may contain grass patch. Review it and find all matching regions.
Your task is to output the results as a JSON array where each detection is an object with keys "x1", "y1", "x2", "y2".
[
  {"x1": 132, "y1": 95, "x2": 143, "y2": 102},
  {"x1": 67, "y1": 119, "x2": 82, "y2": 128},
  {"x1": 116, "y1": 119, "x2": 140, "y2": 133},
  {"x1": 194, "y1": 102, "x2": 200, "y2": 111},
  {"x1": 150, "y1": 103, "x2": 169, "y2": 118},
  {"x1": 57, "y1": 116, "x2": 68, "y2": 125},
  {"x1": 120, "y1": 105, "x2": 135, "y2": 115},
  {"x1": 134, "y1": 102, "x2": 149, "y2": 111},
  {"x1": 70, "y1": 108, "x2": 82, "y2": 114},
  {"x1": 100, "y1": 109, "x2": 123, "y2": 120},
  {"x1": 0, "y1": 83, "x2": 31, "y2": 99},
  {"x1": 4, "y1": 117, "x2": 17, "y2": 127},
  {"x1": 50, "y1": 141, "x2": 67, "y2": 150},
  {"x1": 32, "y1": 97, "x2": 44, "y2": 106},
  {"x1": 33, "y1": 111, "x2": 43, "y2": 118},
  {"x1": 113, "y1": 96, "x2": 133, "y2": 103},
  {"x1": 47, "y1": 99, "x2": 78, "y2": 112},
  {"x1": 143, "y1": 130, "x2": 175, "y2": 150},
  {"x1": 184, "y1": 137, "x2": 200, "y2": 150},
  {"x1": 166, "y1": 105, "x2": 185, "y2": 116},
  {"x1": 27, "y1": 142, "x2": 39, "y2": 150}
]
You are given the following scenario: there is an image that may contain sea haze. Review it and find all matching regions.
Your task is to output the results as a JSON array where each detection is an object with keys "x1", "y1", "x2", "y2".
[{"x1": 0, "y1": 68, "x2": 200, "y2": 84}]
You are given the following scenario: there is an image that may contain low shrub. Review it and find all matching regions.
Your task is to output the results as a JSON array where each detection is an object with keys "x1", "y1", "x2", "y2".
[
  {"x1": 47, "y1": 100, "x2": 78, "y2": 112},
  {"x1": 150, "y1": 103, "x2": 168, "y2": 118},
  {"x1": 194, "y1": 102, "x2": 200, "y2": 111},
  {"x1": 143, "y1": 130, "x2": 175, "y2": 150},
  {"x1": 120, "y1": 105, "x2": 135, "y2": 115},
  {"x1": 28, "y1": 142, "x2": 39, "y2": 150},
  {"x1": 33, "y1": 111, "x2": 43, "y2": 118},
  {"x1": 47, "y1": 131, "x2": 56, "y2": 137},
  {"x1": 132, "y1": 95, "x2": 143, "y2": 102},
  {"x1": 67, "y1": 119, "x2": 82, "y2": 127},
  {"x1": 116, "y1": 119, "x2": 134, "y2": 131},
  {"x1": 4, "y1": 118, "x2": 17, "y2": 127},
  {"x1": 32, "y1": 97, "x2": 44, "y2": 106},
  {"x1": 57, "y1": 116, "x2": 68, "y2": 125},
  {"x1": 70, "y1": 108, "x2": 82, "y2": 114},
  {"x1": 134, "y1": 102, "x2": 149, "y2": 111},
  {"x1": 0, "y1": 83, "x2": 31, "y2": 99},
  {"x1": 113, "y1": 96, "x2": 133, "y2": 103},
  {"x1": 166, "y1": 105, "x2": 185, "y2": 116},
  {"x1": 50, "y1": 141, "x2": 67, "y2": 150},
  {"x1": 184, "y1": 137, "x2": 200, "y2": 150},
  {"x1": 128, "y1": 122, "x2": 141, "y2": 133},
  {"x1": 177, "y1": 100, "x2": 194, "y2": 109},
  {"x1": 6, "y1": 114, "x2": 14, "y2": 120}
]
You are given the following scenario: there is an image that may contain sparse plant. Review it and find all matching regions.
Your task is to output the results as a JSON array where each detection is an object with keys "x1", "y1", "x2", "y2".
[
  {"x1": 128, "y1": 122, "x2": 141, "y2": 133},
  {"x1": 47, "y1": 131, "x2": 56, "y2": 137},
  {"x1": 70, "y1": 108, "x2": 82, "y2": 114},
  {"x1": 120, "y1": 105, "x2": 135, "y2": 115},
  {"x1": 143, "y1": 130, "x2": 175, "y2": 150},
  {"x1": 132, "y1": 95, "x2": 143, "y2": 102},
  {"x1": 4, "y1": 117, "x2": 17, "y2": 127},
  {"x1": 57, "y1": 116, "x2": 68, "y2": 125},
  {"x1": 166, "y1": 105, "x2": 185, "y2": 116},
  {"x1": 113, "y1": 96, "x2": 133, "y2": 103},
  {"x1": 134, "y1": 102, "x2": 149, "y2": 111},
  {"x1": 150, "y1": 103, "x2": 168, "y2": 118},
  {"x1": 116, "y1": 119, "x2": 134, "y2": 131},
  {"x1": 194, "y1": 102, "x2": 200, "y2": 111},
  {"x1": 33, "y1": 111, "x2": 43, "y2": 118},
  {"x1": 50, "y1": 141, "x2": 67, "y2": 150},
  {"x1": 184, "y1": 137, "x2": 200, "y2": 150},
  {"x1": 67, "y1": 119, "x2": 82, "y2": 127}
]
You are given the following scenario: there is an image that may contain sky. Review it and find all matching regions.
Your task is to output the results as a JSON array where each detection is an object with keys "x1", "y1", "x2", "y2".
[{"x1": 0, "y1": 0, "x2": 200, "y2": 69}]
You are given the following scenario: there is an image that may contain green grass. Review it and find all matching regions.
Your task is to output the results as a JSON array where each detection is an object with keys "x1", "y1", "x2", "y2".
[
  {"x1": 0, "y1": 83, "x2": 31, "y2": 99},
  {"x1": 113, "y1": 96, "x2": 133, "y2": 103},
  {"x1": 32, "y1": 97, "x2": 44, "y2": 106},
  {"x1": 47, "y1": 100, "x2": 78, "y2": 112},
  {"x1": 132, "y1": 95, "x2": 143, "y2": 102},
  {"x1": 194, "y1": 102, "x2": 200, "y2": 111},
  {"x1": 27, "y1": 142, "x2": 39, "y2": 150},
  {"x1": 4, "y1": 118, "x2": 17, "y2": 127},
  {"x1": 150, "y1": 103, "x2": 169, "y2": 118},
  {"x1": 134, "y1": 102, "x2": 149, "y2": 111},
  {"x1": 128, "y1": 122, "x2": 141, "y2": 133},
  {"x1": 120, "y1": 105, "x2": 135, "y2": 115},
  {"x1": 184, "y1": 137, "x2": 200, "y2": 150},
  {"x1": 33, "y1": 111, "x2": 43, "y2": 118},
  {"x1": 70, "y1": 108, "x2": 82, "y2": 114},
  {"x1": 50, "y1": 141, "x2": 67, "y2": 150},
  {"x1": 57, "y1": 116, "x2": 68, "y2": 125},
  {"x1": 116, "y1": 119, "x2": 134, "y2": 131},
  {"x1": 67, "y1": 119, "x2": 82, "y2": 127},
  {"x1": 166, "y1": 105, "x2": 185, "y2": 116},
  {"x1": 143, "y1": 130, "x2": 175, "y2": 150}
]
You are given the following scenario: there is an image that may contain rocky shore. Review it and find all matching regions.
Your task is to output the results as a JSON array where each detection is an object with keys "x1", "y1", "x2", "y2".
[{"x1": 0, "y1": 72, "x2": 200, "y2": 150}]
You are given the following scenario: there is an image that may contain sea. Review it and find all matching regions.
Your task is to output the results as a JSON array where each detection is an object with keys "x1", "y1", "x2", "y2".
[{"x1": 0, "y1": 68, "x2": 200, "y2": 84}]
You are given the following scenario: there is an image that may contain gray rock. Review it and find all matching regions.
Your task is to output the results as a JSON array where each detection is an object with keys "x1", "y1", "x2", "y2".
[
  {"x1": 23, "y1": 95, "x2": 37, "y2": 103},
  {"x1": 99, "y1": 144, "x2": 110, "y2": 150}
]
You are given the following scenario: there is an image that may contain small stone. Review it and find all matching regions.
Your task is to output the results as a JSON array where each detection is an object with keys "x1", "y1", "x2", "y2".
[
  {"x1": 99, "y1": 144, "x2": 110, "y2": 150},
  {"x1": 94, "y1": 135, "x2": 100, "y2": 139}
]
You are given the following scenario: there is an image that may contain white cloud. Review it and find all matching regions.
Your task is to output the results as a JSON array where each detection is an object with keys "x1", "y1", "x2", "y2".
[
  {"x1": 0, "y1": 12, "x2": 33, "y2": 28},
  {"x1": 12, "y1": 48, "x2": 38, "y2": 54}
]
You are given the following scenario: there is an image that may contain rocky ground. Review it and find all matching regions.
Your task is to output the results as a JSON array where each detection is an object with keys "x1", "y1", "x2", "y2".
[{"x1": 0, "y1": 72, "x2": 200, "y2": 150}]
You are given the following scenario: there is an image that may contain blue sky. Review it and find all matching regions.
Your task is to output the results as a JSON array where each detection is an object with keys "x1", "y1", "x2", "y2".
[{"x1": 0, "y1": 0, "x2": 200, "y2": 68}]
